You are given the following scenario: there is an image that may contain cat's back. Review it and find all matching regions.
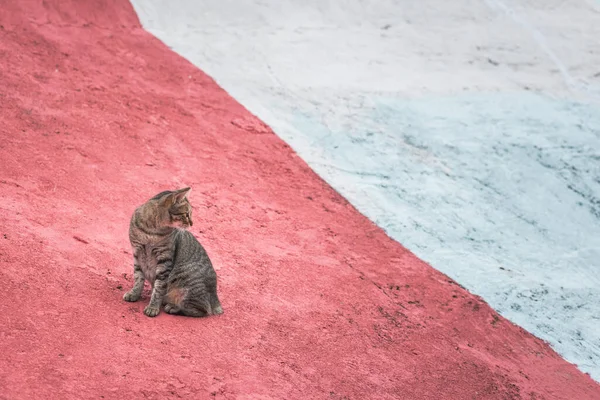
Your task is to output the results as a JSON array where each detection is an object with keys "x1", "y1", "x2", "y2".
[{"x1": 173, "y1": 229, "x2": 212, "y2": 267}]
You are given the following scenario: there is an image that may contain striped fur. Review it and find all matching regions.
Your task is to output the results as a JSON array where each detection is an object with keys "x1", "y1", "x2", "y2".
[{"x1": 123, "y1": 187, "x2": 223, "y2": 318}]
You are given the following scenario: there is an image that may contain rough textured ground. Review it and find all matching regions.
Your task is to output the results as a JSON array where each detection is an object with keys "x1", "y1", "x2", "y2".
[
  {"x1": 0, "y1": 1, "x2": 599, "y2": 399},
  {"x1": 131, "y1": 0, "x2": 600, "y2": 380}
]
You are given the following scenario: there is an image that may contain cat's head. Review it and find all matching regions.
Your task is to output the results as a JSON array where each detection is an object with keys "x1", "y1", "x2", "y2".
[{"x1": 150, "y1": 187, "x2": 194, "y2": 229}]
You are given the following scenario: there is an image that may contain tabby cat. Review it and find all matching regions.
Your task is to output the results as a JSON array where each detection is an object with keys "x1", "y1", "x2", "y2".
[{"x1": 123, "y1": 187, "x2": 223, "y2": 318}]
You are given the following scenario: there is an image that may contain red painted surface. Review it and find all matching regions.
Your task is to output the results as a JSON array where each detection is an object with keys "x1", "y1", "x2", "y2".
[{"x1": 0, "y1": 1, "x2": 598, "y2": 399}]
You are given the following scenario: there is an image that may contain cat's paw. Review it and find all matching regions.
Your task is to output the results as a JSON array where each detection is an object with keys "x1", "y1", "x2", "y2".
[
  {"x1": 123, "y1": 291, "x2": 141, "y2": 302},
  {"x1": 164, "y1": 304, "x2": 180, "y2": 315},
  {"x1": 144, "y1": 305, "x2": 160, "y2": 317}
]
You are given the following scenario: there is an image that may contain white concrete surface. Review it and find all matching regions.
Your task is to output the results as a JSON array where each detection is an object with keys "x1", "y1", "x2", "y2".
[{"x1": 130, "y1": 0, "x2": 600, "y2": 380}]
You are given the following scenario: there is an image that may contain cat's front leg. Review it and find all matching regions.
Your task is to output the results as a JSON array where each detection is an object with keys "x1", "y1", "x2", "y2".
[
  {"x1": 124, "y1": 248, "x2": 144, "y2": 302},
  {"x1": 144, "y1": 262, "x2": 171, "y2": 317}
]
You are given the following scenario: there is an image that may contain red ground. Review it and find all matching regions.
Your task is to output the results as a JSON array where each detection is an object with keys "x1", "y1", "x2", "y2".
[{"x1": 0, "y1": 1, "x2": 598, "y2": 399}]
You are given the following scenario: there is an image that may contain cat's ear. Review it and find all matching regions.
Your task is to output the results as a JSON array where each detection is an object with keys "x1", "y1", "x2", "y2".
[
  {"x1": 160, "y1": 193, "x2": 176, "y2": 207},
  {"x1": 160, "y1": 187, "x2": 191, "y2": 207},
  {"x1": 173, "y1": 187, "x2": 191, "y2": 202}
]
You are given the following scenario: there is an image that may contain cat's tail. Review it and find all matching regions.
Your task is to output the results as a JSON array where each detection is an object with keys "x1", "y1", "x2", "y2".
[{"x1": 210, "y1": 294, "x2": 223, "y2": 315}]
